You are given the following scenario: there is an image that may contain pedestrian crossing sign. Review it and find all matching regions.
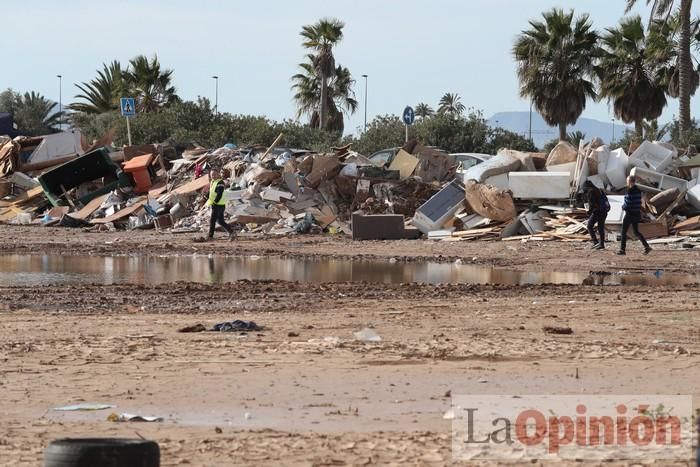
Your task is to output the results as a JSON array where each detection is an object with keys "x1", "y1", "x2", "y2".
[{"x1": 120, "y1": 98, "x2": 136, "y2": 117}]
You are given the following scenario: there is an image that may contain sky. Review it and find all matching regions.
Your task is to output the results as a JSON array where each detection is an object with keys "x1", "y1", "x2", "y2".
[{"x1": 3, "y1": 0, "x2": 692, "y2": 136}]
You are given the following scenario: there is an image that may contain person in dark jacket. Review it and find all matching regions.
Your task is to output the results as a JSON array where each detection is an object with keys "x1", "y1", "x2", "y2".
[
  {"x1": 584, "y1": 181, "x2": 608, "y2": 250},
  {"x1": 618, "y1": 175, "x2": 651, "y2": 255},
  {"x1": 207, "y1": 169, "x2": 234, "y2": 241}
]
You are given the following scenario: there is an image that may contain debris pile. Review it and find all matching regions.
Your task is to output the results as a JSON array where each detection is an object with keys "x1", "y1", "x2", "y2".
[{"x1": 2, "y1": 129, "x2": 700, "y2": 244}]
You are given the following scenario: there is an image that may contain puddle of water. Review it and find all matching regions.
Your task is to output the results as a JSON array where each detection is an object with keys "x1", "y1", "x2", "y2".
[{"x1": 0, "y1": 254, "x2": 696, "y2": 287}]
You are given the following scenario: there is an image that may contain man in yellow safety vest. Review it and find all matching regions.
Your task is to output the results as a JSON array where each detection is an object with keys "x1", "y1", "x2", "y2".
[{"x1": 207, "y1": 169, "x2": 234, "y2": 240}]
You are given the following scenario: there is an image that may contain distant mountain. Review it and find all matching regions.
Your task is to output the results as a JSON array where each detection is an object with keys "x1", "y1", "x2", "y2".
[{"x1": 488, "y1": 111, "x2": 632, "y2": 150}]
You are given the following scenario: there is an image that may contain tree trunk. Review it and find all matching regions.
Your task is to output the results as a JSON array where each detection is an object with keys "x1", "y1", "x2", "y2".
[
  {"x1": 559, "y1": 123, "x2": 567, "y2": 142},
  {"x1": 678, "y1": 0, "x2": 693, "y2": 142},
  {"x1": 635, "y1": 119, "x2": 644, "y2": 140},
  {"x1": 319, "y1": 75, "x2": 328, "y2": 130}
]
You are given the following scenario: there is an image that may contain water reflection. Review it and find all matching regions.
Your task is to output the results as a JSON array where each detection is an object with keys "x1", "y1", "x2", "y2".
[{"x1": 0, "y1": 255, "x2": 696, "y2": 287}]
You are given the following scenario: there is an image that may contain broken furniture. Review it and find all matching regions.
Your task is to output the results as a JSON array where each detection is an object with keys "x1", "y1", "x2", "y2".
[
  {"x1": 122, "y1": 153, "x2": 156, "y2": 193},
  {"x1": 629, "y1": 167, "x2": 687, "y2": 195},
  {"x1": 629, "y1": 141, "x2": 676, "y2": 174},
  {"x1": 37, "y1": 147, "x2": 133, "y2": 207}
]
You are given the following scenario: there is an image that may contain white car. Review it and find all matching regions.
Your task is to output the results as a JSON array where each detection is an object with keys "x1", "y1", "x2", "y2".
[{"x1": 450, "y1": 153, "x2": 493, "y2": 174}]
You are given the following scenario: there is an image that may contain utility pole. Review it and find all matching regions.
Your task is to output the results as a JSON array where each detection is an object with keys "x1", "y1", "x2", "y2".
[
  {"x1": 57, "y1": 74, "x2": 62, "y2": 131},
  {"x1": 362, "y1": 74, "x2": 368, "y2": 132},
  {"x1": 212, "y1": 75, "x2": 219, "y2": 114},
  {"x1": 528, "y1": 100, "x2": 533, "y2": 141},
  {"x1": 612, "y1": 119, "x2": 615, "y2": 143}
]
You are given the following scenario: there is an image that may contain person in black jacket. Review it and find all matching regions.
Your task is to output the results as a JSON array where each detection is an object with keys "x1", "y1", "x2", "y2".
[
  {"x1": 584, "y1": 181, "x2": 608, "y2": 250},
  {"x1": 618, "y1": 175, "x2": 651, "y2": 255}
]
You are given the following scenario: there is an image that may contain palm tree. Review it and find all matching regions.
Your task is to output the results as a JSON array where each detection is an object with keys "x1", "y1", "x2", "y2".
[
  {"x1": 437, "y1": 93, "x2": 466, "y2": 115},
  {"x1": 567, "y1": 130, "x2": 587, "y2": 147},
  {"x1": 626, "y1": 0, "x2": 693, "y2": 141},
  {"x1": 70, "y1": 55, "x2": 179, "y2": 115},
  {"x1": 415, "y1": 102, "x2": 434, "y2": 118},
  {"x1": 0, "y1": 89, "x2": 64, "y2": 135},
  {"x1": 300, "y1": 18, "x2": 345, "y2": 130},
  {"x1": 123, "y1": 55, "x2": 180, "y2": 113},
  {"x1": 69, "y1": 61, "x2": 125, "y2": 114},
  {"x1": 597, "y1": 16, "x2": 668, "y2": 138},
  {"x1": 291, "y1": 54, "x2": 357, "y2": 132},
  {"x1": 647, "y1": 14, "x2": 700, "y2": 102},
  {"x1": 644, "y1": 119, "x2": 673, "y2": 140},
  {"x1": 513, "y1": 8, "x2": 599, "y2": 141}
]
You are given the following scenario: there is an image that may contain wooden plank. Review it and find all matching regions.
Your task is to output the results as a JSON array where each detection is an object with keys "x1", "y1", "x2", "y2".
[
  {"x1": 673, "y1": 215, "x2": 700, "y2": 231},
  {"x1": 659, "y1": 189, "x2": 687, "y2": 219},
  {"x1": 71, "y1": 194, "x2": 109, "y2": 220},
  {"x1": 452, "y1": 227, "x2": 498, "y2": 237},
  {"x1": 11, "y1": 186, "x2": 44, "y2": 207},
  {"x1": 171, "y1": 175, "x2": 209, "y2": 195},
  {"x1": 90, "y1": 199, "x2": 147, "y2": 224},
  {"x1": 259, "y1": 133, "x2": 284, "y2": 162}
]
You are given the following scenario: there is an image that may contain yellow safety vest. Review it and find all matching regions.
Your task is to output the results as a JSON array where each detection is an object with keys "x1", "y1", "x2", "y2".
[{"x1": 208, "y1": 179, "x2": 226, "y2": 206}]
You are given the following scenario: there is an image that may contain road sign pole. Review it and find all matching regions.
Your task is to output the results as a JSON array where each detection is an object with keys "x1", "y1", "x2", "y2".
[
  {"x1": 126, "y1": 116, "x2": 132, "y2": 146},
  {"x1": 405, "y1": 124, "x2": 408, "y2": 143}
]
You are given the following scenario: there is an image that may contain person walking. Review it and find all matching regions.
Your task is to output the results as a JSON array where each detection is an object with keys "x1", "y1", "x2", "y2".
[
  {"x1": 617, "y1": 175, "x2": 651, "y2": 256},
  {"x1": 207, "y1": 169, "x2": 234, "y2": 241},
  {"x1": 584, "y1": 181, "x2": 609, "y2": 250}
]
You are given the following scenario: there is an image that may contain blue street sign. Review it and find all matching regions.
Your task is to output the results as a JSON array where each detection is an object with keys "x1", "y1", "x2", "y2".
[
  {"x1": 402, "y1": 106, "x2": 415, "y2": 126},
  {"x1": 120, "y1": 98, "x2": 136, "y2": 117}
]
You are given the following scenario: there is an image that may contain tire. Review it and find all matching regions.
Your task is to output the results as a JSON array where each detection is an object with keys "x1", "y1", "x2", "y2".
[{"x1": 43, "y1": 438, "x2": 160, "y2": 467}]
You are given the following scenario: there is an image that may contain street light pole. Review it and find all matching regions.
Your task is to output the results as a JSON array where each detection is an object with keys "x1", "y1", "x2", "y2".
[
  {"x1": 212, "y1": 75, "x2": 219, "y2": 114},
  {"x1": 57, "y1": 74, "x2": 62, "y2": 131},
  {"x1": 528, "y1": 100, "x2": 533, "y2": 142},
  {"x1": 361, "y1": 74, "x2": 368, "y2": 133},
  {"x1": 612, "y1": 119, "x2": 615, "y2": 143}
]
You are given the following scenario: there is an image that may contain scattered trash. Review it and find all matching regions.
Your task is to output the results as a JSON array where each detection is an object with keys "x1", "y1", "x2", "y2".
[
  {"x1": 53, "y1": 404, "x2": 115, "y2": 412},
  {"x1": 1, "y1": 132, "x2": 698, "y2": 245},
  {"x1": 107, "y1": 413, "x2": 164, "y2": 423},
  {"x1": 353, "y1": 328, "x2": 382, "y2": 342},
  {"x1": 443, "y1": 409, "x2": 455, "y2": 420},
  {"x1": 543, "y1": 326, "x2": 574, "y2": 335},
  {"x1": 212, "y1": 320, "x2": 260, "y2": 332},
  {"x1": 178, "y1": 324, "x2": 207, "y2": 333}
]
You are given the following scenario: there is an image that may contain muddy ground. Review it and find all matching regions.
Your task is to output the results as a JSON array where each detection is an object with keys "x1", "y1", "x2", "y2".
[{"x1": 1, "y1": 225, "x2": 699, "y2": 466}]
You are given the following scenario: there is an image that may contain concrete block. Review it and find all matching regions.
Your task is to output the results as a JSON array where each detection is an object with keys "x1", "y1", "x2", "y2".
[
  {"x1": 351, "y1": 213, "x2": 412, "y2": 240},
  {"x1": 507, "y1": 172, "x2": 570, "y2": 200},
  {"x1": 605, "y1": 148, "x2": 629, "y2": 190},
  {"x1": 630, "y1": 141, "x2": 676, "y2": 173},
  {"x1": 630, "y1": 166, "x2": 688, "y2": 194}
]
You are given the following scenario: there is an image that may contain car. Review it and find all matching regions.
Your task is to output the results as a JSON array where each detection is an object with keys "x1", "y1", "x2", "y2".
[
  {"x1": 368, "y1": 146, "x2": 449, "y2": 168},
  {"x1": 450, "y1": 153, "x2": 493, "y2": 175},
  {"x1": 367, "y1": 147, "x2": 399, "y2": 167}
]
